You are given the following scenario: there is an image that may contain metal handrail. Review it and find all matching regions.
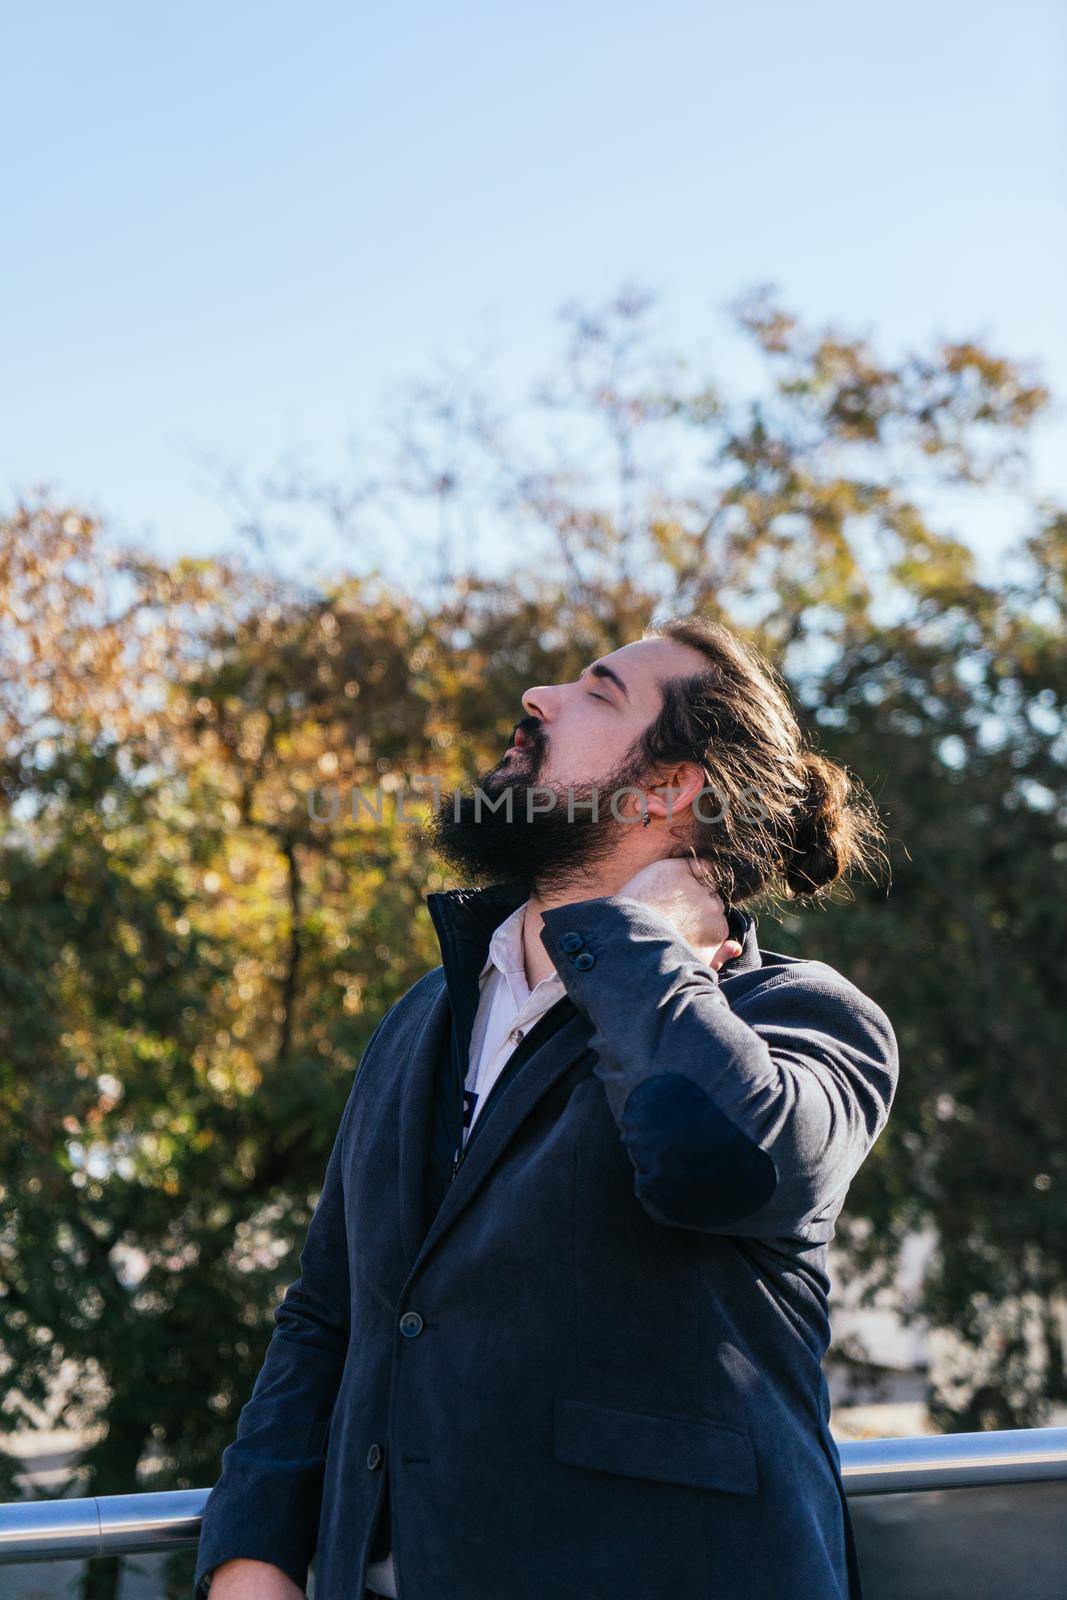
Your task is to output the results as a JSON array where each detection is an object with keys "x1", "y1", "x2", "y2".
[{"x1": 2, "y1": 1428, "x2": 1067, "y2": 1564}]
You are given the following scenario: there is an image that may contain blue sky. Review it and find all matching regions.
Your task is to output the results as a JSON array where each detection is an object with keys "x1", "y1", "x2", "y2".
[{"x1": 3, "y1": 0, "x2": 1065, "y2": 587}]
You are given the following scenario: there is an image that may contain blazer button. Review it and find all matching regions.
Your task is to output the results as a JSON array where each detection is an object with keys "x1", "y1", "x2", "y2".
[
  {"x1": 573, "y1": 951, "x2": 595, "y2": 970},
  {"x1": 399, "y1": 1310, "x2": 424, "y2": 1338},
  {"x1": 559, "y1": 932, "x2": 584, "y2": 952},
  {"x1": 366, "y1": 1442, "x2": 384, "y2": 1470}
]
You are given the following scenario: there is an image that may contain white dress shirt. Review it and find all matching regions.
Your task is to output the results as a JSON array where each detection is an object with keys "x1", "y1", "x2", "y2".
[{"x1": 366, "y1": 898, "x2": 562, "y2": 1598}]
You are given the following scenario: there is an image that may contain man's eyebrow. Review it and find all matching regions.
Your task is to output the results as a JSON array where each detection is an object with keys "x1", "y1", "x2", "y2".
[{"x1": 581, "y1": 661, "x2": 630, "y2": 701}]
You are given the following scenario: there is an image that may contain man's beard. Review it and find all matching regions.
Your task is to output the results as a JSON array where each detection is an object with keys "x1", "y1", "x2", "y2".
[{"x1": 423, "y1": 733, "x2": 652, "y2": 897}]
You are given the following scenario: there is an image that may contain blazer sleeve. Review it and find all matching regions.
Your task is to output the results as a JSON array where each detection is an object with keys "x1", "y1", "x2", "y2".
[
  {"x1": 539, "y1": 896, "x2": 898, "y2": 1240},
  {"x1": 192, "y1": 1018, "x2": 386, "y2": 1600}
]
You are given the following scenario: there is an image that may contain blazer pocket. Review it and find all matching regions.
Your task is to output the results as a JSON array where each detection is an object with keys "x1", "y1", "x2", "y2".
[{"x1": 552, "y1": 1395, "x2": 759, "y2": 1496}]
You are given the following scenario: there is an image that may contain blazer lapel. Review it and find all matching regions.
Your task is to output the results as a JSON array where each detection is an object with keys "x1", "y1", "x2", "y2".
[
  {"x1": 407, "y1": 1001, "x2": 590, "y2": 1278},
  {"x1": 396, "y1": 878, "x2": 534, "y2": 1272}
]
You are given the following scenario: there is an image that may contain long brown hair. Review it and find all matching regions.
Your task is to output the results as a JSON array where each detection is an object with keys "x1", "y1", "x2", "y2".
[{"x1": 637, "y1": 614, "x2": 890, "y2": 909}]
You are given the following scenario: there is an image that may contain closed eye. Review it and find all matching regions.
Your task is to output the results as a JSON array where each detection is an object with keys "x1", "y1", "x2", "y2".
[{"x1": 587, "y1": 692, "x2": 610, "y2": 703}]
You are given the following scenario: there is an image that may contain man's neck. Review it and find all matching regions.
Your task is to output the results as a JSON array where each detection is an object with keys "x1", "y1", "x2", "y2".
[{"x1": 519, "y1": 865, "x2": 640, "y2": 990}]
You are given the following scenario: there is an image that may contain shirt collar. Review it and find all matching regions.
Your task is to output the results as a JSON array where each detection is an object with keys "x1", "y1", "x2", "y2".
[{"x1": 478, "y1": 897, "x2": 533, "y2": 982}]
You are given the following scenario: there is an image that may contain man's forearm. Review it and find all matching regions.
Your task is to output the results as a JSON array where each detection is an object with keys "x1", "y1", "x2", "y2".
[{"x1": 207, "y1": 1558, "x2": 307, "y2": 1600}]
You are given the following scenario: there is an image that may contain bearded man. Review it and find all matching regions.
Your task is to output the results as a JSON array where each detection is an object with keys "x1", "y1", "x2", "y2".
[{"x1": 194, "y1": 614, "x2": 898, "y2": 1600}]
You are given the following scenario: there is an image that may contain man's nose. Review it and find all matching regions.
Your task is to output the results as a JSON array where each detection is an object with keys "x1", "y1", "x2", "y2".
[{"x1": 521, "y1": 685, "x2": 554, "y2": 722}]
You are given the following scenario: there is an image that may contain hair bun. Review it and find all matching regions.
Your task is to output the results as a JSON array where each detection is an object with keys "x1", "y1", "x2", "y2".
[{"x1": 783, "y1": 751, "x2": 854, "y2": 898}]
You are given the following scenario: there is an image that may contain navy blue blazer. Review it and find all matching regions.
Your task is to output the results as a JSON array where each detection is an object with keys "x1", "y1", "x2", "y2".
[{"x1": 193, "y1": 881, "x2": 899, "y2": 1600}]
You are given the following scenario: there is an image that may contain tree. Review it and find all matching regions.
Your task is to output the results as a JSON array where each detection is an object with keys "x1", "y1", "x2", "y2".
[{"x1": 1, "y1": 287, "x2": 1064, "y2": 1600}]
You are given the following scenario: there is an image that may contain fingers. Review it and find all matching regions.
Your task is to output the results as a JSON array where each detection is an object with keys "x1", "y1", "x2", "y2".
[{"x1": 710, "y1": 940, "x2": 744, "y2": 970}]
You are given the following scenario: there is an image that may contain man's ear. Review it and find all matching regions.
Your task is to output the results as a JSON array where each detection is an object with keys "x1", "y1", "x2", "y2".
[{"x1": 645, "y1": 761, "x2": 707, "y2": 823}]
